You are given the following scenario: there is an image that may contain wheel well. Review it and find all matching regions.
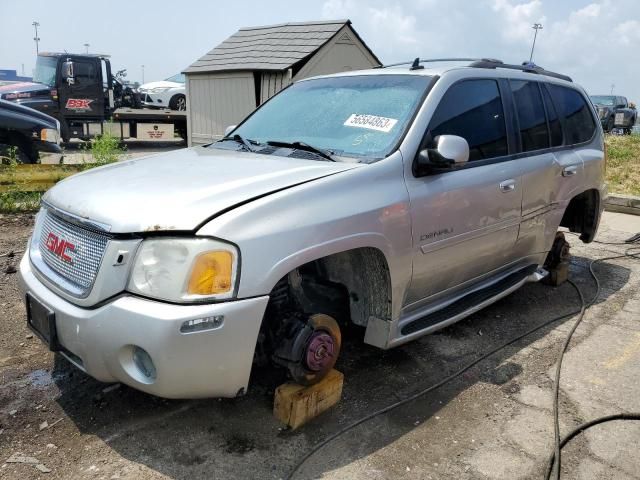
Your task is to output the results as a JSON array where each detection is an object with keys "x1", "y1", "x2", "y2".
[
  {"x1": 559, "y1": 189, "x2": 600, "y2": 243},
  {"x1": 267, "y1": 247, "x2": 392, "y2": 327}
]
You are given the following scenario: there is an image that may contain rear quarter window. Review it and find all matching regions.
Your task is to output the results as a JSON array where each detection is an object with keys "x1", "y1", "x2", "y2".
[{"x1": 548, "y1": 84, "x2": 596, "y2": 145}]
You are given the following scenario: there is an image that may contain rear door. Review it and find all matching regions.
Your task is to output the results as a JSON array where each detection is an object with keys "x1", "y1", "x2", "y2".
[
  {"x1": 58, "y1": 56, "x2": 104, "y2": 119},
  {"x1": 404, "y1": 78, "x2": 523, "y2": 305},
  {"x1": 516, "y1": 82, "x2": 596, "y2": 257}
]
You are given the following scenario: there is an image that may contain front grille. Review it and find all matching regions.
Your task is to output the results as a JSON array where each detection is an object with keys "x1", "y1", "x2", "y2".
[{"x1": 38, "y1": 210, "x2": 110, "y2": 294}]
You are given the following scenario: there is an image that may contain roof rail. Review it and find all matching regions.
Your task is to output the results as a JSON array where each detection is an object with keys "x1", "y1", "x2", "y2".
[
  {"x1": 470, "y1": 59, "x2": 572, "y2": 82},
  {"x1": 380, "y1": 57, "x2": 572, "y2": 82},
  {"x1": 380, "y1": 57, "x2": 498, "y2": 69}
]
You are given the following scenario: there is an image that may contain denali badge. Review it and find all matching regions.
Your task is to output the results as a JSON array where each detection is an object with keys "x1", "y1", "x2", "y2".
[{"x1": 45, "y1": 232, "x2": 76, "y2": 263}]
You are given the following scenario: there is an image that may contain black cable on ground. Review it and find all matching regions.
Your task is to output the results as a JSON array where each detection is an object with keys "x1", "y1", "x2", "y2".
[
  {"x1": 545, "y1": 413, "x2": 640, "y2": 479},
  {"x1": 546, "y1": 245, "x2": 640, "y2": 480},
  {"x1": 286, "y1": 240, "x2": 640, "y2": 480}
]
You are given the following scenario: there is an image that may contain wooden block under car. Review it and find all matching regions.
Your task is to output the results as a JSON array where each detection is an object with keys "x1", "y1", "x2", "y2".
[
  {"x1": 274, "y1": 369, "x2": 344, "y2": 429},
  {"x1": 544, "y1": 261, "x2": 570, "y2": 286}
]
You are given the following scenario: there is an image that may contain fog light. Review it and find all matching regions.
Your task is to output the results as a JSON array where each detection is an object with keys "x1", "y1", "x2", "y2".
[
  {"x1": 133, "y1": 346, "x2": 156, "y2": 380},
  {"x1": 180, "y1": 315, "x2": 224, "y2": 333}
]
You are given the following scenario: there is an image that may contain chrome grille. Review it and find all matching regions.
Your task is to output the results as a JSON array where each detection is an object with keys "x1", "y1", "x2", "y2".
[{"x1": 38, "y1": 209, "x2": 110, "y2": 294}]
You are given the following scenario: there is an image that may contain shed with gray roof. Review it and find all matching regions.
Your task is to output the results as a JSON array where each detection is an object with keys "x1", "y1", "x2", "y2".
[{"x1": 183, "y1": 19, "x2": 380, "y2": 145}]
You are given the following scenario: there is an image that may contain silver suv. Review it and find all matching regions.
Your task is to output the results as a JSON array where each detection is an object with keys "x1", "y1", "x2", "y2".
[{"x1": 18, "y1": 58, "x2": 605, "y2": 399}]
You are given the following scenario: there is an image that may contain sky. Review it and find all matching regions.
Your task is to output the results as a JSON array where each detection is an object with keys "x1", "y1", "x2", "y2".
[{"x1": 1, "y1": 0, "x2": 639, "y2": 101}]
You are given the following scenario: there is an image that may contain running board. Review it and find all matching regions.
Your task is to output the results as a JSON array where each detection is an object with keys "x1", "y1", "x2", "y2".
[{"x1": 400, "y1": 265, "x2": 539, "y2": 336}]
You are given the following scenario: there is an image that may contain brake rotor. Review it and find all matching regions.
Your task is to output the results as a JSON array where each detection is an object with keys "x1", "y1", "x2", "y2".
[{"x1": 287, "y1": 313, "x2": 342, "y2": 386}]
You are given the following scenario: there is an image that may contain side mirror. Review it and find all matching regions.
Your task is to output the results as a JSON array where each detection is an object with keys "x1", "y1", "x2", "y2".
[
  {"x1": 62, "y1": 61, "x2": 75, "y2": 85},
  {"x1": 224, "y1": 125, "x2": 237, "y2": 137},
  {"x1": 414, "y1": 135, "x2": 469, "y2": 176}
]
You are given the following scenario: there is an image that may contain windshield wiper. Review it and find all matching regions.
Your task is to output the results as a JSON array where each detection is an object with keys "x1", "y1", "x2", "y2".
[
  {"x1": 265, "y1": 140, "x2": 336, "y2": 162},
  {"x1": 217, "y1": 134, "x2": 259, "y2": 152}
]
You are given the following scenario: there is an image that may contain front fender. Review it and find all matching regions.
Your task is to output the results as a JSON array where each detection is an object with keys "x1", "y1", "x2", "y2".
[{"x1": 197, "y1": 153, "x2": 413, "y2": 321}]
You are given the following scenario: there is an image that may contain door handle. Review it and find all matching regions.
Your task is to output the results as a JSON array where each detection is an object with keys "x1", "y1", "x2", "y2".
[
  {"x1": 499, "y1": 179, "x2": 516, "y2": 192},
  {"x1": 562, "y1": 165, "x2": 578, "y2": 177}
]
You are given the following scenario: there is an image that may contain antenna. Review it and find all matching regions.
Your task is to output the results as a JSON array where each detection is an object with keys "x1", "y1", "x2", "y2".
[{"x1": 410, "y1": 58, "x2": 424, "y2": 70}]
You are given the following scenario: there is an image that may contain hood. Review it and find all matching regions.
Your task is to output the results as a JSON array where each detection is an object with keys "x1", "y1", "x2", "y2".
[
  {"x1": 139, "y1": 80, "x2": 183, "y2": 91},
  {"x1": 44, "y1": 146, "x2": 361, "y2": 233},
  {"x1": 0, "y1": 81, "x2": 52, "y2": 99},
  {"x1": 0, "y1": 99, "x2": 58, "y2": 127}
]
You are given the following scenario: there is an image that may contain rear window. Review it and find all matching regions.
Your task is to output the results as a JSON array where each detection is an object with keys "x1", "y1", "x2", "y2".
[
  {"x1": 510, "y1": 80, "x2": 549, "y2": 152},
  {"x1": 548, "y1": 85, "x2": 596, "y2": 145},
  {"x1": 427, "y1": 79, "x2": 508, "y2": 161}
]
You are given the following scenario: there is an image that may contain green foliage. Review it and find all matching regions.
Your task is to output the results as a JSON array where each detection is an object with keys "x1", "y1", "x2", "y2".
[
  {"x1": 605, "y1": 134, "x2": 640, "y2": 196},
  {"x1": 0, "y1": 190, "x2": 43, "y2": 213},
  {"x1": 88, "y1": 130, "x2": 126, "y2": 166},
  {"x1": 1, "y1": 146, "x2": 19, "y2": 168}
]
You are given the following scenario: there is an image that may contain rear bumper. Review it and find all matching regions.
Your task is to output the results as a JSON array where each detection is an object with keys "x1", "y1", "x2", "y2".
[{"x1": 18, "y1": 252, "x2": 269, "y2": 399}]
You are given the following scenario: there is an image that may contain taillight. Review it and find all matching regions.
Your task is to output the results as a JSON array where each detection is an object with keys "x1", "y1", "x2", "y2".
[
  {"x1": 603, "y1": 141, "x2": 608, "y2": 172},
  {"x1": 51, "y1": 89, "x2": 58, "y2": 100}
]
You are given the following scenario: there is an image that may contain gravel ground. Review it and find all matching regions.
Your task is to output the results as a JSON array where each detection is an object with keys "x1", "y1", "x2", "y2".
[{"x1": 0, "y1": 211, "x2": 639, "y2": 480}]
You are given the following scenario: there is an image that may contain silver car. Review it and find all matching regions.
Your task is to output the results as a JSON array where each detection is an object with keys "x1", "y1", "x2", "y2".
[{"x1": 18, "y1": 58, "x2": 605, "y2": 399}]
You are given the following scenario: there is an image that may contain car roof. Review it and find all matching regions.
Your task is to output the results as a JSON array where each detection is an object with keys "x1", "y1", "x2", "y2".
[{"x1": 304, "y1": 59, "x2": 576, "y2": 88}]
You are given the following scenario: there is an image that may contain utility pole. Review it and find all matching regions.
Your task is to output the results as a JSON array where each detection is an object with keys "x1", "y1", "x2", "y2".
[
  {"x1": 84, "y1": 43, "x2": 90, "y2": 53},
  {"x1": 141, "y1": 64, "x2": 145, "y2": 84},
  {"x1": 610, "y1": 84, "x2": 615, "y2": 94},
  {"x1": 529, "y1": 23, "x2": 543, "y2": 63},
  {"x1": 32, "y1": 21, "x2": 40, "y2": 55}
]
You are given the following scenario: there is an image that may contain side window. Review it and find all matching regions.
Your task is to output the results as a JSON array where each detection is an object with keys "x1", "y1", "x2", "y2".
[
  {"x1": 510, "y1": 80, "x2": 549, "y2": 152},
  {"x1": 427, "y1": 79, "x2": 508, "y2": 161},
  {"x1": 73, "y1": 61, "x2": 97, "y2": 85},
  {"x1": 548, "y1": 85, "x2": 596, "y2": 145},
  {"x1": 542, "y1": 86, "x2": 563, "y2": 147}
]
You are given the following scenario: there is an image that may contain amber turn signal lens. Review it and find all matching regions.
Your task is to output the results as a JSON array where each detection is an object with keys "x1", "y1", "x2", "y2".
[{"x1": 187, "y1": 251, "x2": 233, "y2": 295}]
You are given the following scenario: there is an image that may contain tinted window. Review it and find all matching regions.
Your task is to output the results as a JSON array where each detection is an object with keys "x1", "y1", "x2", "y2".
[
  {"x1": 74, "y1": 61, "x2": 97, "y2": 85},
  {"x1": 511, "y1": 80, "x2": 549, "y2": 152},
  {"x1": 542, "y1": 86, "x2": 563, "y2": 147},
  {"x1": 549, "y1": 85, "x2": 596, "y2": 144},
  {"x1": 428, "y1": 79, "x2": 507, "y2": 161}
]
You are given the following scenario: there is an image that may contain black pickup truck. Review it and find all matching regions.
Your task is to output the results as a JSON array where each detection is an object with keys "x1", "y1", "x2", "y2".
[
  {"x1": 0, "y1": 99, "x2": 62, "y2": 163},
  {"x1": 590, "y1": 95, "x2": 637, "y2": 134}
]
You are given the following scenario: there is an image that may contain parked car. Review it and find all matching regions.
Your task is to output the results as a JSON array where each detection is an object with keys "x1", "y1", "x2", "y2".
[
  {"x1": 590, "y1": 95, "x2": 636, "y2": 133},
  {"x1": 138, "y1": 73, "x2": 186, "y2": 110},
  {"x1": 18, "y1": 59, "x2": 605, "y2": 399},
  {"x1": 0, "y1": 99, "x2": 61, "y2": 163}
]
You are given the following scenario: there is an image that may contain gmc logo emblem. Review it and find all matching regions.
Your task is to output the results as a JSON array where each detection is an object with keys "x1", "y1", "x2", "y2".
[{"x1": 45, "y1": 232, "x2": 76, "y2": 263}]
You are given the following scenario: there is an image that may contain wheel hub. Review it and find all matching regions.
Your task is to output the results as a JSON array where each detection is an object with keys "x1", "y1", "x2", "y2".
[{"x1": 305, "y1": 331, "x2": 335, "y2": 372}]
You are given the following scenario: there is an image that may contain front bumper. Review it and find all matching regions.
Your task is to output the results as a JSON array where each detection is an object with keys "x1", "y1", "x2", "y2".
[
  {"x1": 18, "y1": 253, "x2": 269, "y2": 399},
  {"x1": 140, "y1": 92, "x2": 168, "y2": 108}
]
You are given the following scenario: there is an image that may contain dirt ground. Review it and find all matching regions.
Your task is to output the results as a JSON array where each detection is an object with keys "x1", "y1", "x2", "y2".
[{"x1": 1, "y1": 211, "x2": 639, "y2": 480}]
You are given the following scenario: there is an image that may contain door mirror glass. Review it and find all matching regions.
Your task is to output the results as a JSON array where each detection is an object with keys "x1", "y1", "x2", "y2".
[
  {"x1": 415, "y1": 135, "x2": 469, "y2": 176},
  {"x1": 224, "y1": 125, "x2": 237, "y2": 137},
  {"x1": 62, "y1": 61, "x2": 75, "y2": 85}
]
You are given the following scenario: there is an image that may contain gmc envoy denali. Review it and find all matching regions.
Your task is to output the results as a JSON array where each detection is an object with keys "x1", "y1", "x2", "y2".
[{"x1": 18, "y1": 58, "x2": 605, "y2": 398}]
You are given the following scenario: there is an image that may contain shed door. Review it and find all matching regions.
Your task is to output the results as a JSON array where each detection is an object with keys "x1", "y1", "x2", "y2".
[{"x1": 187, "y1": 72, "x2": 256, "y2": 146}]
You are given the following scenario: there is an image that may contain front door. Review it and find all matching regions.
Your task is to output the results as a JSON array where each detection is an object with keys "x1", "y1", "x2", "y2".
[
  {"x1": 57, "y1": 56, "x2": 104, "y2": 119},
  {"x1": 404, "y1": 78, "x2": 523, "y2": 306}
]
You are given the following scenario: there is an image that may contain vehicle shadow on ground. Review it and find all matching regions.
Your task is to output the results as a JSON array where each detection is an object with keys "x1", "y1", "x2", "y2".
[{"x1": 51, "y1": 256, "x2": 631, "y2": 479}]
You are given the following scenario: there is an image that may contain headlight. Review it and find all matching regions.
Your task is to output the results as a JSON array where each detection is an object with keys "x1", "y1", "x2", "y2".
[
  {"x1": 150, "y1": 87, "x2": 171, "y2": 93},
  {"x1": 40, "y1": 128, "x2": 59, "y2": 144},
  {"x1": 127, "y1": 238, "x2": 238, "y2": 302}
]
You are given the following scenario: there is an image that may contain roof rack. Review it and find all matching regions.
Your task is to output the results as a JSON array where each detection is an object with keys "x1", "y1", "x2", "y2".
[{"x1": 381, "y1": 57, "x2": 572, "y2": 82}]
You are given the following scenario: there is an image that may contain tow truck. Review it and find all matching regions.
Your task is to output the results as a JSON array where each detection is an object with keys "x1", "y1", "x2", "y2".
[{"x1": 0, "y1": 52, "x2": 186, "y2": 143}]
